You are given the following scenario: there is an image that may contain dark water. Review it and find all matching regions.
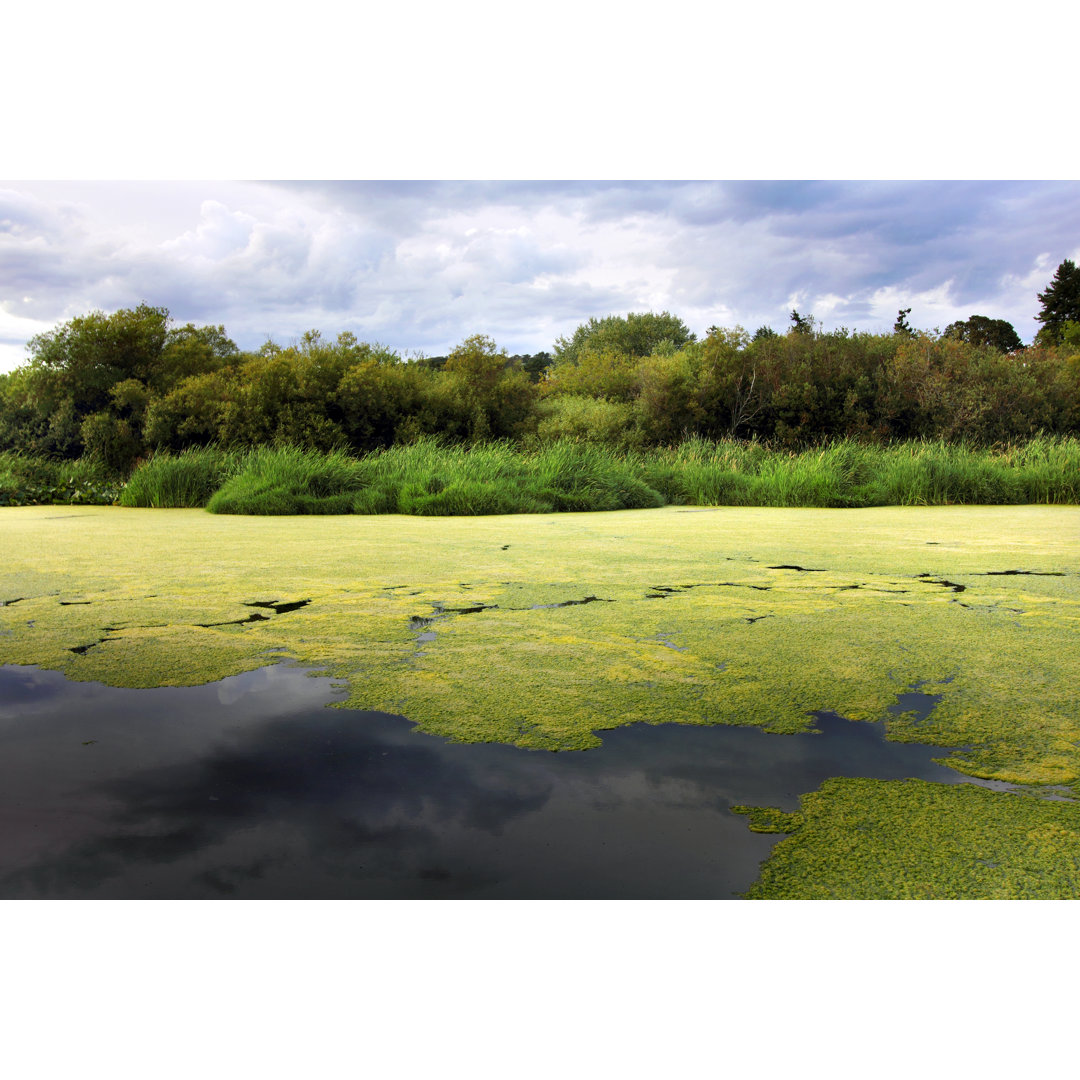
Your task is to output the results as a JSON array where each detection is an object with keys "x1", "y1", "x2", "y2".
[{"x1": 0, "y1": 663, "x2": 996, "y2": 900}]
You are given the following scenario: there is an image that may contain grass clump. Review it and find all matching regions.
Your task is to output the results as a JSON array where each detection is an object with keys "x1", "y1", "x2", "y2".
[
  {"x1": 120, "y1": 446, "x2": 244, "y2": 508},
  {"x1": 12, "y1": 434, "x2": 1080, "y2": 515},
  {"x1": 206, "y1": 445, "x2": 367, "y2": 515},
  {"x1": 202, "y1": 437, "x2": 666, "y2": 517}
]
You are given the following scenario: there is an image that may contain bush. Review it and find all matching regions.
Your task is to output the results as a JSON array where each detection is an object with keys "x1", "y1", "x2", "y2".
[{"x1": 0, "y1": 451, "x2": 124, "y2": 506}]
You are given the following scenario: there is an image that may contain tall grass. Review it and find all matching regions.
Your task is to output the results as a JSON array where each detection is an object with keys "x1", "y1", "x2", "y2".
[
  {"x1": 206, "y1": 446, "x2": 366, "y2": 515},
  {"x1": 119, "y1": 446, "x2": 246, "y2": 508},
  {"x1": 114, "y1": 435, "x2": 1080, "y2": 515}
]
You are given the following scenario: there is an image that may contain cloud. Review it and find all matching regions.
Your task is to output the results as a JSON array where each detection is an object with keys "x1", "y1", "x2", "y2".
[{"x1": 2, "y1": 180, "x2": 1078, "y2": 372}]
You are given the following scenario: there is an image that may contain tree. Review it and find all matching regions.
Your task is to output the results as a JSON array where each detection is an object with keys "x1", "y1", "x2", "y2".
[
  {"x1": 444, "y1": 334, "x2": 537, "y2": 441},
  {"x1": 1035, "y1": 259, "x2": 1080, "y2": 344},
  {"x1": 154, "y1": 322, "x2": 240, "y2": 394},
  {"x1": 942, "y1": 315, "x2": 1024, "y2": 353},
  {"x1": 515, "y1": 352, "x2": 553, "y2": 383},
  {"x1": 893, "y1": 308, "x2": 914, "y2": 336},
  {"x1": 26, "y1": 304, "x2": 170, "y2": 419},
  {"x1": 752, "y1": 326, "x2": 778, "y2": 341},
  {"x1": 553, "y1": 312, "x2": 694, "y2": 364},
  {"x1": 789, "y1": 310, "x2": 814, "y2": 335}
]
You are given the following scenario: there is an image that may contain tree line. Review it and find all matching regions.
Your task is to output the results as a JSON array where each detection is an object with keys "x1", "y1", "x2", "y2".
[{"x1": 2, "y1": 260, "x2": 1078, "y2": 471}]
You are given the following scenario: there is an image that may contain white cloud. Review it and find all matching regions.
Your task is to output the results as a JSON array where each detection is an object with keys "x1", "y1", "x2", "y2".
[{"x1": 2, "y1": 180, "x2": 1078, "y2": 373}]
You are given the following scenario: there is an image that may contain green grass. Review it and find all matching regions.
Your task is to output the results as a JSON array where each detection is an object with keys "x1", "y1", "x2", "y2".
[
  {"x1": 205, "y1": 445, "x2": 365, "y2": 515},
  {"x1": 119, "y1": 446, "x2": 245, "y2": 508},
  {"x1": 24, "y1": 434, "x2": 1080, "y2": 513},
  {"x1": 638, "y1": 435, "x2": 1080, "y2": 508}
]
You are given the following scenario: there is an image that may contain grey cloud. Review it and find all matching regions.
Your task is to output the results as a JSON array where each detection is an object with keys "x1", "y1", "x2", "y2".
[{"x1": 2, "y1": 180, "x2": 1078, "y2": 371}]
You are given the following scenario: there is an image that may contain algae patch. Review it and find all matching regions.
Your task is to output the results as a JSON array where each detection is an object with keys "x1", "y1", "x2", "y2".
[
  {"x1": 738, "y1": 777, "x2": 1080, "y2": 899},
  {"x1": 1, "y1": 504, "x2": 1079, "y2": 778}
]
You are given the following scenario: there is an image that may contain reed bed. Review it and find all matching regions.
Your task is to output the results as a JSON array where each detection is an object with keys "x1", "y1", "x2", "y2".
[{"x1": 104, "y1": 435, "x2": 1080, "y2": 514}]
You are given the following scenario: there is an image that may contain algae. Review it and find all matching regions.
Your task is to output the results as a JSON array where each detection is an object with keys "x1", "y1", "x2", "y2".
[
  {"x1": 1, "y1": 504, "x2": 1078, "y2": 785},
  {"x1": 739, "y1": 778, "x2": 1080, "y2": 899}
]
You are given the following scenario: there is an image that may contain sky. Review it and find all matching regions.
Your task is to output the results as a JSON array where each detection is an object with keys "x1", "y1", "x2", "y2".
[{"x1": 2, "y1": 179, "x2": 1078, "y2": 373}]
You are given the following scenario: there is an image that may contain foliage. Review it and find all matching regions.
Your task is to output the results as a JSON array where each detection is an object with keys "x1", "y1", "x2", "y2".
[
  {"x1": 788, "y1": 309, "x2": 815, "y2": 335},
  {"x1": 0, "y1": 451, "x2": 124, "y2": 506},
  {"x1": 533, "y1": 395, "x2": 642, "y2": 449},
  {"x1": 4, "y1": 302, "x2": 1080, "y2": 464},
  {"x1": 113, "y1": 434, "x2": 1080, "y2": 514},
  {"x1": 516, "y1": 351, "x2": 553, "y2": 382},
  {"x1": 541, "y1": 345, "x2": 641, "y2": 403},
  {"x1": 206, "y1": 445, "x2": 367, "y2": 515},
  {"x1": 2, "y1": 305, "x2": 240, "y2": 464},
  {"x1": 203, "y1": 438, "x2": 666, "y2": 517},
  {"x1": 942, "y1": 314, "x2": 1024, "y2": 353},
  {"x1": 119, "y1": 446, "x2": 245, "y2": 508},
  {"x1": 1035, "y1": 258, "x2": 1080, "y2": 344},
  {"x1": 552, "y1": 311, "x2": 695, "y2": 365}
]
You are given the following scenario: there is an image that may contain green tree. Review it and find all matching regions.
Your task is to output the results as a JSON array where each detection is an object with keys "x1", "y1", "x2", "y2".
[
  {"x1": 25, "y1": 304, "x2": 170, "y2": 421},
  {"x1": 444, "y1": 335, "x2": 538, "y2": 441},
  {"x1": 541, "y1": 346, "x2": 641, "y2": 403},
  {"x1": 552, "y1": 312, "x2": 695, "y2": 365},
  {"x1": 1035, "y1": 259, "x2": 1080, "y2": 344},
  {"x1": 143, "y1": 370, "x2": 233, "y2": 450},
  {"x1": 515, "y1": 352, "x2": 553, "y2": 383},
  {"x1": 942, "y1": 315, "x2": 1024, "y2": 353},
  {"x1": 893, "y1": 308, "x2": 914, "y2": 336},
  {"x1": 154, "y1": 322, "x2": 240, "y2": 393},
  {"x1": 789, "y1": 310, "x2": 814, "y2": 336}
]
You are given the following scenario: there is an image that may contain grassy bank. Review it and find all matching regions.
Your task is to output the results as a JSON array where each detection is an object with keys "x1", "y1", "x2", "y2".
[{"x1": 111, "y1": 435, "x2": 1080, "y2": 514}]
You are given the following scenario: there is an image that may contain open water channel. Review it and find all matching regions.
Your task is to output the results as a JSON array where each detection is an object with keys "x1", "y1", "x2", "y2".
[{"x1": 0, "y1": 662, "x2": 1005, "y2": 899}]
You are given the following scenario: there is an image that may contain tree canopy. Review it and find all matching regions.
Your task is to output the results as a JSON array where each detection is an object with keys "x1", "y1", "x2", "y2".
[
  {"x1": 942, "y1": 315, "x2": 1024, "y2": 353},
  {"x1": 4, "y1": 294, "x2": 1080, "y2": 469},
  {"x1": 552, "y1": 312, "x2": 695, "y2": 364},
  {"x1": 1036, "y1": 259, "x2": 1080, "y2": 344}
]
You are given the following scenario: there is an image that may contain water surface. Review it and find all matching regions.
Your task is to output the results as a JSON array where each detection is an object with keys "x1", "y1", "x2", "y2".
[{"x1": 0, "y1": 663, "x2": 995, "y2": 899}]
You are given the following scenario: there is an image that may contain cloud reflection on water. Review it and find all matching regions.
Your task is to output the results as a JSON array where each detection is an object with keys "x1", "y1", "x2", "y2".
[{"x1": 0, "y1": 664, "x2": 980, "y2": 899}]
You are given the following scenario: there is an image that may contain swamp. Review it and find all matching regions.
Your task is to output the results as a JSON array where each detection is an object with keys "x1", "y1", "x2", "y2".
[{"x1": 2, "y1": 502, "x2": 1078, "y2": 898}]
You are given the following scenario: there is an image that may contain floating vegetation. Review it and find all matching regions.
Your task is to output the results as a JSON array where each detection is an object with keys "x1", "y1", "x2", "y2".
[
  {"x1": 739, "y1": 778, "x2": 1080, "y2": 899},
  {"x1": 2, "y1": 502, "x2": 1080, "y2": 897}
]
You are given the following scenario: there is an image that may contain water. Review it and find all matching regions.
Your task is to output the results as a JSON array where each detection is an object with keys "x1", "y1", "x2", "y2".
[{"x1": 0, "y1": 663, "x2": 997, "y2": 899}]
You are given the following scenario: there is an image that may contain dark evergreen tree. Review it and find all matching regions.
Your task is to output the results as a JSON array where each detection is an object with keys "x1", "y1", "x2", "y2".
[
  {"x1": 893, "y1": 308, "x2": 914, "y2": 335},
  {"x1": 789, "y1": 310, "x2": 814, "y2": 335},
  {"x1": 1035, "y1": 258, "x2": 1080, "y2": 343}
]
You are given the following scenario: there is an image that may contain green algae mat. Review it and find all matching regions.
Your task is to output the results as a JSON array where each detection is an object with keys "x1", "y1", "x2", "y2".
[{"x1": 3, "y1": 503, "x2": 1079, "y2": 898}]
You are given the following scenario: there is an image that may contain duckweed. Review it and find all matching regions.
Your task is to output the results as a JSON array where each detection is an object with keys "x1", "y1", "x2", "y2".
[
  {"x1": 2, "y1": 505, "x2": 1078, "y2": 775},
  {"x1": 741, "y1": 778, "x2": 1080, "y2": 899}
]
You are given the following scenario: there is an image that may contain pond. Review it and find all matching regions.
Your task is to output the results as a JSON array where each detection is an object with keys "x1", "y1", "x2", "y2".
[{"x1": 0, "y1": 662, "x2": 1008, "y2": 899}]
